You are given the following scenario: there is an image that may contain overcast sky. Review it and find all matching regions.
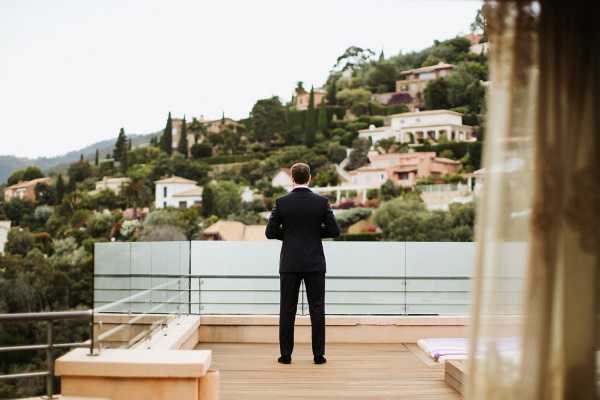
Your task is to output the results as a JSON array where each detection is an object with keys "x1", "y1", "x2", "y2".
[{"x1": 1, "y1": 0, "x2": 481, "y2": 158}]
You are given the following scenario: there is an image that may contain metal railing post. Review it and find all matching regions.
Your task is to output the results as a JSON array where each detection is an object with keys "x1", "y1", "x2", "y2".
[{"x1": 45, "y1": 320, "x2": 54, "y2": 399}]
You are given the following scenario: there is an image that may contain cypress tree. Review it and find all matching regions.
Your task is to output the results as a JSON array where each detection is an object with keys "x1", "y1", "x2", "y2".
[
  {"x1": 79, "y1": 154, "x2": 84, "y2": 162},
  {"x1": 94, "y1": 149, "x2": 99, "y2": 166},
  {"x1": 201, "y1": 184, "x2": 215, "y2": 217},
  {"x1": 113, "y1": 128, "x2": 127, "y2": 162},
  {"x1": 159, "y1": 112, "x2": 173, "y2": 155},
  {"x1": 304, "y1": 87, "x2": 317, "y2": 146},
  {"x1": 327, "y1": 81, "x2": 337, "y2": 105},
  {"x1": 177, "y1": 116, "x2": 189, "y2": 157},
  {"x1": 317, "y1": 107, "x2": 328, "y2": 136},
  {"x1": 56, "y1": 174, "x2": 65, "y2": 203},
  {"x1": 128, "y1": 138, "x2": 132, "y2": 151}
]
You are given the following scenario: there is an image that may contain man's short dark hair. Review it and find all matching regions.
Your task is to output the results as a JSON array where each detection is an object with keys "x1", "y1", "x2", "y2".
[{"x1": 291, "y1": 163, "x2": 310, "y2": 185}]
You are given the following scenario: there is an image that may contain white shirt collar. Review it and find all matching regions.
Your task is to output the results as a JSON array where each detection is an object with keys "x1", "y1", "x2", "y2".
[{"x1": 292, "y1": 184, "x2": 310, "y2": 190}]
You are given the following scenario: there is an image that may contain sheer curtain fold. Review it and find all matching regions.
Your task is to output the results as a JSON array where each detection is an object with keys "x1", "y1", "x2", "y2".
[{"x1": 467, "y1": 1, "x2": 599, "y2": 399}]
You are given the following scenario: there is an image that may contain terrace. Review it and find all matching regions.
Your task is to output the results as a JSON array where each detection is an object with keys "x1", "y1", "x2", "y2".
[{"x1": 1, "y1": 241, "x2": 478, "y2": 399}]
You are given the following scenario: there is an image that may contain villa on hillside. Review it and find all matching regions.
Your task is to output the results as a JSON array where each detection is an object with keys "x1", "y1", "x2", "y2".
[
  {"x1": 3, "y1": 177, "x2": 52, "y2": 202},
  {"x1": 464, "y1": 33, "x2": 490, "y2": 55},
  {"x1": 154, "y1": 175, "x2": 202, "y2": 209},
  {"x1": 358, "y1": 109, "x2": 475, "y2": 146},
  {"x1": 396, "y1": 62, "x2": 455, "y2": 110},
  {"x1": 347, "y1": 152, "x2": 462, "y2": 188},
  {"x1": 91, "y1": 176, "x2": 131, "y2": 195},
  {"x1": 202, "y1": 220, "x2": 267, "y2": 241},
  {"x1": 171, "y1": 116, "x2": 244, "y2": 156},
  {"x1": 293, "y1": 87, "x2": 327, "y2": 111}
]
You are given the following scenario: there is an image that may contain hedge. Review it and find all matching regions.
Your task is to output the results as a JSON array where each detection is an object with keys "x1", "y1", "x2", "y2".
[{"x1": 334, "y1": 232, "x2": 383, "y2": 241}]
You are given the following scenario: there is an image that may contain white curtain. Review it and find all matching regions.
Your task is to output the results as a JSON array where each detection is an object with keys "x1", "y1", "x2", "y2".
[{"x1": 467, "y1": 1, "x2": 599, "y2": 399}]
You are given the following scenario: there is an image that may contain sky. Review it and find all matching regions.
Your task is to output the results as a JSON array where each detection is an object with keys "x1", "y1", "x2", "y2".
[{"x1": 0, "y1": 0, "x2": 481, "y2": 158}]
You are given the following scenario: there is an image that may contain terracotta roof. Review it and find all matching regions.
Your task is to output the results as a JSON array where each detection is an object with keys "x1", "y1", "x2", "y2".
[
  {"x1": 464, "y1": 33, "x2": 482, "y2": 45},
  {"x1": 203, "y1": 221, "x2": 267, "y2": 241},
  {"x1": 172, "y1": 186, "x2": 203, "y2": 197},
  {"x1": 401, "y1": 62, "x2": 454, "y2": 75},
  {"x1": 154, "y1": 176, "x2": 197, "y2": 184},
  {"x1": 434, "y1": 157, "x2": 461, "y2": 165},
  {"x1": 6, "y1": 177, "x2": 51, "y2": 190}
]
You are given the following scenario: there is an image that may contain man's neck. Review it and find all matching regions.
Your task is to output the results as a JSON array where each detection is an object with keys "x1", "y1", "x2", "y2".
[{"x1": 293, "y1": 183, "x2": 310, "y2": 190}]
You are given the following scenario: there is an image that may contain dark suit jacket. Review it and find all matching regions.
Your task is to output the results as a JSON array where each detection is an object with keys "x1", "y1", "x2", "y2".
[{"x1": 265, "y1": 187, "x2": 340, "y2": 273}]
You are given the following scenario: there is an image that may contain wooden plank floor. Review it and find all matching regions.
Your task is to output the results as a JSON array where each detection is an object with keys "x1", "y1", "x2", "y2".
[{"x1": 195, "y1": 342, "x2": 461, "y2": 400}]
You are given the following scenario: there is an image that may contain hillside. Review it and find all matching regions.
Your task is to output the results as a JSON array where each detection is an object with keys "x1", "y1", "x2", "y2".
[{"x1": 0, "y1": 131, "x2": 160, "y2": 183}]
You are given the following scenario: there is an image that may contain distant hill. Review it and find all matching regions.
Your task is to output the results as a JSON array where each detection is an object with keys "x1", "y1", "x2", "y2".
[{"x1": 0, "y1": 131, "x2": 160, "y2": 184}]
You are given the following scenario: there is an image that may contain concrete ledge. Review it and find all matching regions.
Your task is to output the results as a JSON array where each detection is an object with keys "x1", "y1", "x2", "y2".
[
  {"x1": 56, "y1": 348, "x2": 211, "y2": 378},
  {"x1": 197, "y1": 315, "x2": 469, "y2": 344},
  {"x1": 199, "y1": 315, "x2": 468, "y2": 326}
]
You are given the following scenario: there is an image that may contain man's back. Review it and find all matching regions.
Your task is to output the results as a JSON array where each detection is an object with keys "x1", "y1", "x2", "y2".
[{"x1": 265, "y1": 187, "x2": 340, "y2": 273}]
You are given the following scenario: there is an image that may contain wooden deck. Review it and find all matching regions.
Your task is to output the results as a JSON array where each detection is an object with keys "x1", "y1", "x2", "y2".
[{"x1": 195, "y1": 342, "x2": 461, "y2": 399}]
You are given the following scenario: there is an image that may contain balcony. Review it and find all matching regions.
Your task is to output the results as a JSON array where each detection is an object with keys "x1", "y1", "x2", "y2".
[{"x1": 2, "y1": 241, "x2": 481, "y2": 399}]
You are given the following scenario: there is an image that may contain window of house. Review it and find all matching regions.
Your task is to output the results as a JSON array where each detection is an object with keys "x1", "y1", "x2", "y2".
[
  {"x1": 163, "y1": 201, "x2": 167, "y2": 208},
  {"x1": 163, "y1": 187, "x2": 167, "y2": 197},
  {"x1": 397, "y1": 172, "x2": 409, "y2": 180},
  {"x1": 179, "y1": 201, "x2": 187, "y2": 208}
]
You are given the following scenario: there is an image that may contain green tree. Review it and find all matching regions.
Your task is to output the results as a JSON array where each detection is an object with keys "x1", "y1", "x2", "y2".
[
  {"x1": 345, "y1": 138, "x2": 370, "y2": 171},
  {"x1": 305, "y1": 87, "x2": 317, "y2": 146},
  {"x1": 159, "y1": 112, "x2": 173, "y2": 155},
  {"x1": 6, "y1": 166, "x2": 44, "y2": 186},
  {"x1": 446, "y1": 62, "x2": 487, "y2": 112},
  {"x1": 177, "y1": 117, "x2": 189, "y2": 157},
  {"x1": 201, "y1": 183, "x2": 215, "y2": 217},
  {"x1": 327, "y1": 80, "x2": 337, "y2": 105},
  {"x1": 317, "y1": 107, "x2": 328, "y2": 136},
  {"x1": 113, "y1": 128, "x2": 127, "y2": 161},
  {"x1": 424, "y1": 78, "x2": 451, "y2": 109},
  {"x1": 190, "y1": 143, "x2": 212, "y2": 159},
  {"x1": 55, "y1": 174, "x2": 65, "y2": 203},
  {"x1": 67, "y1": 159, "x2": 92, "y2": 189},
  {"x1": 380, "y1": 179, "x2": 404, "y2": 201},
  {"x1": 212, "y1": 181, "x2": 242, "y2": 218},
  {"x1": 5, "y1": 228, "x2": 35, "y2": 256},
  {"x1": 250, "y1": 97, "x2": 286, "y2": 143},
  {"x1": 94, "y1": 149, "x2": 99, "y2": 166},
  {"x1": 366, "y1": 61, "x2": 398, "y2": 93}
]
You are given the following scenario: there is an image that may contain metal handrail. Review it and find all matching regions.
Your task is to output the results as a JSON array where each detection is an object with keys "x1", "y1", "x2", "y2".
[{"x1": 0, "y1": 310, "x2": 93, "y2": 399}]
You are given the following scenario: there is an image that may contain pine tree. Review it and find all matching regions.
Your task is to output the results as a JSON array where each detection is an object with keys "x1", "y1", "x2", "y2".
[
  {"x1": 177, "y1": 116, "x2": 189, "y2": 157},
  {"x1": 159, "y1": 112, "x2": 173, "y2": 155},
  {"x1": 378, "y1": 49, "x2": 385, "y2": 62},
  {"x1": 94, "y1": 149, "x2": 99, "y2": 166},
  {"x1": 79, "y1": 154, "x2": 84, "y2": 162},
  {"x1": 304, "y1": 87, "x2": 317, "y2": 146},
  {"x1": 113, "y1": 128, "x2": 127, "y2": 162},
  {"x1": 56, "y1": 174, "x2": 65, "y2": 203}
]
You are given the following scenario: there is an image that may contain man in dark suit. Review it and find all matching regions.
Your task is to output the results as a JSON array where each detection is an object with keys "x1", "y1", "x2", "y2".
[{"x1": 265, "y1": 162, "x2": 340, "y2": 365}]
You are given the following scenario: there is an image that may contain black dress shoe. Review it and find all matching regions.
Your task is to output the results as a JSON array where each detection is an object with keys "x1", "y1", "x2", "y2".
[
  {"x1": 278, "y1": 355, "x2": 291, "y2": 364},
  {"x1": 314, "y1": 355, "x2": 327, "y2": 364}
]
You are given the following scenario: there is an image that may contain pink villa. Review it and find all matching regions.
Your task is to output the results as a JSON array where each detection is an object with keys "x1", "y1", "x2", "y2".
[{"x1": 347, "y1": 152, "x2": 461, "y2": 188}]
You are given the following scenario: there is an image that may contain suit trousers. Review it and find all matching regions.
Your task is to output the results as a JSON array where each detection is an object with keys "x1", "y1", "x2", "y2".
[{"x1": 279, "y1": 272, "x2": 325, "y2": 357}]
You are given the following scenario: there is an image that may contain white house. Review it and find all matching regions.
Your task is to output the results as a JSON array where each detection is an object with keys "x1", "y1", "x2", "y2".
[
  {"x1": 0, "y1": 221, "x2": 11, "y2": 254},
  {"x1": 154, "y1": 176, "x2": 202, "y2": 208},
  {"x1": 359, "y1": 110, "x2": 475, "y2": 146},
  {"x1": 271, "y1": 169, "x2": 294, "y2": 191}
]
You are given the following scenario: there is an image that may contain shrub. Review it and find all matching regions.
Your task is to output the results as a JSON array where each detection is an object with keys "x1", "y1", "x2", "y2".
[
  {"x1": 335, "y1": 232, "x2": 382, "y2": 241},
  {"x1": 190, "y1": 143, "x2": 213, "y2": 159}
]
